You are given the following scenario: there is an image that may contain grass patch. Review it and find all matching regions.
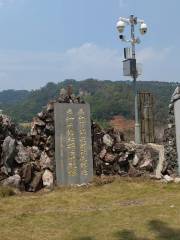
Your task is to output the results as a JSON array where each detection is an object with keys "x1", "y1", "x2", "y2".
[
  {"x1": 0, "y1": 186, "x2": 16, "y2": 198},
  {"x1": 0, "y1": 178, "x2": 180, "y2": 239}
]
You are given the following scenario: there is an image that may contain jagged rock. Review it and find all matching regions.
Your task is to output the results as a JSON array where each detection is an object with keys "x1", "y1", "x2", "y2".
[
  {"x1": 118, "y1": 153, "x2": 129, "y2": 166},
  {"x1": 1, "y1": 166, "x2": 10, "y2": 176},
  {"x1": 113, "y1": 130, "x2": 124, "y2": 143},
  {"x1": 42, "y1": 170, "x2": 53, "y2": 188},
  {"x1": 37, "y1": 111, "x2": 44, "y2": 119},
  {"x1": 29, "y1": 172, "x2": 43, "y2": 192},
  {"x1": 20, "y1": 163, "x2": 32, "y2": 185},
  {"x1": 132, "y1": 154, "x2": 139, "y2": 166},
  {"x1": 104, "y1": 153, "x2": 116, "y2": 163},
  {"x1": 148, "y1": 144, "x2": 165, "y2": 179},
  {"x1": 15, "y1": 141, "x2": 30, "y2": 164},
  {"x1": 40, "y1": 151, "x2": 53, "y2": 170},
  {"x1": 3, "y1": 174, "x2": 21, "y2": 188},
  {"x1": 0, "y1": 167, "x2": 8, "y2": 180},
  {"x1": 30, "y1": 123, "x2": 37, "y2": 136},
  {"x1": 163, "y1": 175, "x2": 174, "y2": 183},
  {"x1": 140, "y1": 159, "x2": 152, "y2": 170},
  {"x1": 46, "y1": 102, "x2": 54, "y2": 112},
  {"x1": 103, "y1": 134, "x2": 114, "y2": 147},
  {"x1": 128, "y1": 165, "x2": 142, "y2": 177},
  {"x1": 174, "y1": 177, "x2": 180, "y2": 183},
  {"x1": 29, "y1": 146, "x2": 41, "y2": 161},
  {"x1": 58, "y1": 88, "x2": 67, "y2": 102},
  {"x1": 1, "y1": 136, "x2": 16, "y2": 173},
  {"x1": 33, "y1": 118, "x2": 46, "y2": 127},
  {"x1": 113, "y1": 143, "x2": 126, "y2": 152},
  {"x1": 99, "y1": 148, "x2": 106, "y2": 159},
  {"x1": 171, "y1": 86, "x2": 180, "y2": 103},
  {"x1": 45, "y1": 123, "x2": 54, "y2": 135},
  {"x1": 21, "y1": 134, "x2": 32, "y2": 146},
  {"x1": 92, "y1": 122, "x2": 162, "y2": 177}
]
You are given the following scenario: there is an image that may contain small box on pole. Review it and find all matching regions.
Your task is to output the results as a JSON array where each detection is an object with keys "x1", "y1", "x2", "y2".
[
  {"x1": 124, "y1": 48, "x2": 132, "y2": 59},
  {"x1": 123, "y1": 58, "x2": 136, "y2": 76}
]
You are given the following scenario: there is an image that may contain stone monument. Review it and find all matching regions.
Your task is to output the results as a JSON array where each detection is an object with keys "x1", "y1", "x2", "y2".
[
  {"x1": 54, "y1": 103, "x2": 93, "y2": 185},
  {"x1": 174, "y1": 90, "x2": 180, "y2": 175}
]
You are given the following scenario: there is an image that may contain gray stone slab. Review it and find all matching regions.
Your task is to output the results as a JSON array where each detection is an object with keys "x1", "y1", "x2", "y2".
[
  {"x1": 54, "y1": 103, "x2": 93, "y2": 185},
  {"x1": 148, "y1": 143, "x2": 165, "y2": 179},
  {"x1": 174, "y1": 100, "x2": 180, "y2": 175}
]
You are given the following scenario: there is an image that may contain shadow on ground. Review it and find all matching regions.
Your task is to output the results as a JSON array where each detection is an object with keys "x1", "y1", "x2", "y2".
[
  {"x1": 116, "y1": 220, "x2": 180, "y2": 240},
  {"x1": 73, "y1": 220, "x2": 180, "y2": 240}
]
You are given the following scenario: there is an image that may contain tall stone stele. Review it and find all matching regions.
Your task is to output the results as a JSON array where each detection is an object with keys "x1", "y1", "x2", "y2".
[
  {"x1": 54, "y1": 89, "x2": 93, "y2": 186},
  {"x1": 164, "y1": 86, "x2": 180, "y2": 175},
  {"x1": 174, "y1": 87, "x2": 180, "y2": 175}
]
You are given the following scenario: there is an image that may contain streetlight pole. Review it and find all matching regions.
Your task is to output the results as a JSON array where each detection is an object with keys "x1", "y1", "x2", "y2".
[
  {"x1": 116, "y1": 15, "x2": 148, "y2": 144},
  {"x1": 130, "y1": 15, "x2": 141, "y2": 144}
]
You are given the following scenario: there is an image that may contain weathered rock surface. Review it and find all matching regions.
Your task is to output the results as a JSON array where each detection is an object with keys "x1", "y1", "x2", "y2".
[
  {"x1": 42, "y1": 169, "x2": 54, "y2": 188},
  {"x1": 163, "y1": 175, "x2": 174, "y2": 183},
  {"x1": 92, "y1": 122, "x2": 160, "y2": 177},
  {"x1": 3, "y1": 174, "x2": 21, "y2": 188},
  {"x1": 1, "y1": 136, "x2": 16, "y2": 173},
  {"x1": 29, "y1": 171, "x2": 43, "y2": 192}
]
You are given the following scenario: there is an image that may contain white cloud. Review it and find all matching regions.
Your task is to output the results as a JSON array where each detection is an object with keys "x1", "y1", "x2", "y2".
[
  {"x1": 0, "y1": 44, "x2": 122, "y2": 89},
  {"x1": 0, "y1": 43, "x2": 174, "y2": 90},
  {"x1": 61, "y1": 43, "x2": 122, "y2": 80},
  {"x1": 137, "y1": 47, "x2": 172, "y2": 62}
]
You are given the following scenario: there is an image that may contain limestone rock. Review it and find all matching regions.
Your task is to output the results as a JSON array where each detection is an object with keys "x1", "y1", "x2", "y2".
[
  {"x1": 40, "y1": 151, "x2": 53, "y2": 170},
  {"x1": 29, "y1": 172, "x2": 43, "y2": 192},
  {"x1": 104, "y1": 153, "x2": 116, "y2": 163},
  {"x1": 113, "y1": 143, "x2": 126, "y2": 152},
  {"x1": 163, "y1": 175, "x2": 174, "y2": 183},
  {"x1": 15, "y1": 141, "x2": 30, "y2": 164},
  {"x1": 20, "y1": 163, "x2": 32, "y2": 185},
  {"x1": 1, "y1": 136, "x2": 16, "y2": 173},
  {"x1": 46, "y1": 102, "x2": 54, "y2": 112},
  {"x1": 174, "y1": 177, "x2": 180, "y2": 183},
  {"x1": 99, "y1": 148, "x2": 107, "y2": 159},
  {"x1": 103, "y1": 134, "x2": 114, "y2": 147},
  {"x1": 3, "y1": 174, "x2": 21, "y2": 188},
  {"x1": 132, "y1": 154, "x2": 139, "y2": 166},
  {"x1": 42, "y1": 170, "x2": 53, "y2": 188},
  {"x1": 33, "y1": 118, "x2": 46, "y2": 127}
]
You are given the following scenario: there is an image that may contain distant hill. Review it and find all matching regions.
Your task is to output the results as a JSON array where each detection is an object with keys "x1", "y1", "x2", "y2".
[
  {"x1": 0, "y1": 89, "x2": 29, "y2": 105},
  {"x1": 0, "y1": 79, "x2": 178, "y2": 124}
]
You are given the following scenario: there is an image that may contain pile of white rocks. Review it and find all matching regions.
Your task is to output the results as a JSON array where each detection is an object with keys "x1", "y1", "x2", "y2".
[
  {"x1": 0, "y1": 112, "x2": 54, "y2": 192},
  {"x1": 92, "y1": 122, "x2": 161, "y2": 178}
]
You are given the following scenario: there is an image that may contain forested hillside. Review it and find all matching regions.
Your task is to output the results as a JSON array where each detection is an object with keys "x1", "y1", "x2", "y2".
[
  {"x1": 0, "y1": 79, "x2": 178, "y2": 124},
  {"x1": 0, "y1": 89, "x2": 29, "y2": 105}
]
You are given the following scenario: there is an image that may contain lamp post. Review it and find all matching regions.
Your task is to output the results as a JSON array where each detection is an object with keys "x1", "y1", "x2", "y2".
[{"x1": 116, "y1": 15, "x2": 148, "y2": 144}]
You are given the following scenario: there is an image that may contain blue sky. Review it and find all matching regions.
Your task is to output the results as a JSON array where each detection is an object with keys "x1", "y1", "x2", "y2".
[{"x1": 0, "y1": 0, "x2": 179, "y2": 90}]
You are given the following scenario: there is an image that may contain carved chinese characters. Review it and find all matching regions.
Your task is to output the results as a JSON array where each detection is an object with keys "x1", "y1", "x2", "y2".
[
  {"x1": 78, "y1": 109, "x2": 88, "y2": 176},
  {"x1": 66, "y1": 109, "x2": 77, "y2": 177},
  {"x1": 54, "y1": 103, "x2": 93, "y2": 185}
]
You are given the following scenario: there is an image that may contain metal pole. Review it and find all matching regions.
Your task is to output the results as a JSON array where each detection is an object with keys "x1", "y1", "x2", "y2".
[{"x1": 130, "y1": 15, "x2": 141, "y2": 144}]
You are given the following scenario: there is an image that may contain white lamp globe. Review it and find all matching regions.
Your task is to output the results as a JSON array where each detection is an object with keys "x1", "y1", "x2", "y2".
[
  {"x1": 116, "y1": 20, "x2": 126, "y2": 33},
  {"x1": 140, "y1": 23, "x2": 148, "y2": 35}
]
